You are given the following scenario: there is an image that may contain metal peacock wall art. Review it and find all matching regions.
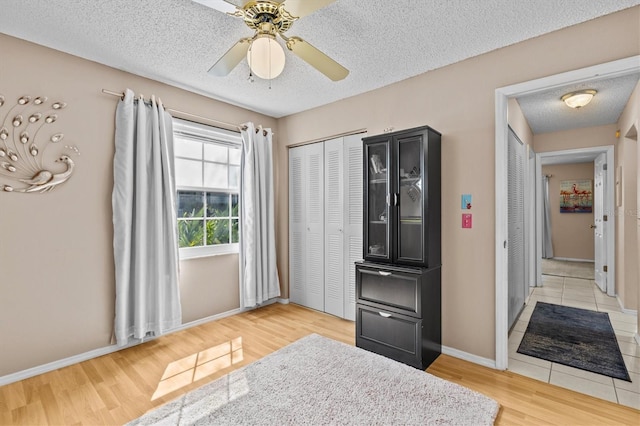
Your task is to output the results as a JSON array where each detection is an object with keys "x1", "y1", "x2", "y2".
[{"x1": 0, "y1": 94, "x2": 79, "y2": 193}]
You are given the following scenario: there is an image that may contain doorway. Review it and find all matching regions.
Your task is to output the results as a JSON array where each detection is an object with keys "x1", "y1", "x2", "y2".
[
  {"x1": 494, "y1": 55, "x2": 640, "y2": 370},
  {"x1": 534, "y1": 146, "x2": 615, "y2": 296}
]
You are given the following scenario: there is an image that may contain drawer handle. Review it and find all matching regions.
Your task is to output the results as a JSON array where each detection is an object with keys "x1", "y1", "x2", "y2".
[
  {"x1": 379, "y1": 312, "x2": 392, "y2": 318},
  {"x1": 378, "y1": 271, "x2": 392, "y2": 276}
]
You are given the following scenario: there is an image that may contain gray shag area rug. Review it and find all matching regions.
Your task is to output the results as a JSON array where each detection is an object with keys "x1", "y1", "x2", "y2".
[
  {"x1": 518, "y1": 302, "x2": 631, "y2": 381},
  {"x1": 128, "y1": 334, "x2": 500, "y2": 425}
]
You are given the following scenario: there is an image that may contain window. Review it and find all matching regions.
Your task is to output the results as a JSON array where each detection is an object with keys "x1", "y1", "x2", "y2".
[{"x1": 173, "y1": 118, "x2": 241, "y2": 258}]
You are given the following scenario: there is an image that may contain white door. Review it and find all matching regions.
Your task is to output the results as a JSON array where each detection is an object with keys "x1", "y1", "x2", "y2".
[
  {"x1": 289, "y1": 144, "x2": 325, "y2": 311},
  {"x1": 291, "y1": 137, "x2": 364, "y2": 319},
  {"x1": 324, "y1": 138, "x2": 345, "y2": 317},
  {"x1": 343, "y1": 134, "x2": 364, "y2": 321},
  {"x1": 289, "y1": 146, "x2": 306, "y2": 306},
  {"x1": 594, "y1": 153, "x2": 607, "y2": 292},
  {"x1": 507, "y1": 128, "x2": 526, "y2": 329},
  {"x1": 304, "y1": 143, "x2": 325, "y2": 311},
  {"x1": 324, "y1": 135, "x2": 364, "y2": 320}
]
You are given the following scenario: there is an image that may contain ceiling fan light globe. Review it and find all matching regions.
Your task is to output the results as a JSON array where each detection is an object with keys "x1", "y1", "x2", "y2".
[{"x1": 247, "y1": 36, "x2": 286, "y2": 79}]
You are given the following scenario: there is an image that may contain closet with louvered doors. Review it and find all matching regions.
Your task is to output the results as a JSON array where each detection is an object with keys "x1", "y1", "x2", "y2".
[{"x1": 288, "y1": 134, "x2": 364, "y2": 320}]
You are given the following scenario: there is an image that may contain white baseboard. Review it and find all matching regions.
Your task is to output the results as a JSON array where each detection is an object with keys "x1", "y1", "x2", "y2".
[
  {"x1": 442, "y1": 345, "x2": 497, "y2": 370},
  {"x1": 174, "y1": 307, "x2": 246, "y2": 332},
  {"x1": 0, "y1": 306, "x2": 250, "y2": 387},
  {"x1": 551, "y1": 257, "x2": 594, "y2": 263},
  {"x1": 0, "y1": 341, "x2": 138, "y2": 388},
  {"x1": 1, "y1": 299, "x2": 492, "y2": 386},
  {"x1": 0, "y1": 298, "x2": 295, "y2": 387},
  {"x1": 616, "y1": 296, "x2": 638, "y2": 315}
]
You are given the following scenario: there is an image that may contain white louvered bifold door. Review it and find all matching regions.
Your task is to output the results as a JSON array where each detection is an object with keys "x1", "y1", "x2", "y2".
[
  {"x1": 324, "y1": 138, "x2": 345, "y2": 317},
  {"x1": 507, "y1": 128, "x2": 526, "y2": 330},
  {"x1": 304, "y1": 142, "x2": 325, "y2": 311},
  {"x1": 343, "y1": 134, "x2": 364, "y2": 321},
  {"x1": 289, "y1": 146, "x2": 306, "y2": 306},
  {"x1": 290, "y1": 135, "x2": 363, "y2": 320}
]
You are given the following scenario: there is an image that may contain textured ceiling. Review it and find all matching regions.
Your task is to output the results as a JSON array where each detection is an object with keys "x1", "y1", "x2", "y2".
[
  {"x1": 1, "y1": 0, "x2": 639, "y2": 121},
  {"x1": 517, "y1": 73, "x2": 640, "y2": 134}
]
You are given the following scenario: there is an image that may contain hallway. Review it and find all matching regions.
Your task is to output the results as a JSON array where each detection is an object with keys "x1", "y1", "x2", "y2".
[{"x1": 507, "y1": 260, "x2": 640, "y2": 409}]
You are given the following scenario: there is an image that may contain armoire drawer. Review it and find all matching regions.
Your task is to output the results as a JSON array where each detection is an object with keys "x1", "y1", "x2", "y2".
[
  {"x1": 356, "y1": 263, "x2": 421, "y2": 317},
  {"x1": 356, "y1": 304, "x2": 422, "y2": 369}
]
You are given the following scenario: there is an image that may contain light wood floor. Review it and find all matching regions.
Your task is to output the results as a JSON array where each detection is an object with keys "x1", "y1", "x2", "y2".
[{"x1": 1, "y1": 303, "x2": 638, "y2": 425}]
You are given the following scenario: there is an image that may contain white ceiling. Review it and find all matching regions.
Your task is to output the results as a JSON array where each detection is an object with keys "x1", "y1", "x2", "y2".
[
  {"x1": 1, "y1": 0, "x2": 639, "y2": 125},
  {"x1": 540, "y1": 151, "x2": 604, "y2": 166},
  {"x1": 517, "y1": 72, "x2": 640, "y2": 134}
]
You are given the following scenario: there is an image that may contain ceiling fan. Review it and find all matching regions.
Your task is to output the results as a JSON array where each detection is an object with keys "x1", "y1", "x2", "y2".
[{"x1": 195, "y1": 0, "x2": 349, "y2": 81}]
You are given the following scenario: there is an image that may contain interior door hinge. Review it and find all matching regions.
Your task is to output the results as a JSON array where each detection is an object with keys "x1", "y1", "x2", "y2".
[
  {"x1": 603, "y1": 265, "x2": 608, "y2": 272},
  {"x1": 603, "y1": 215, "x2": 608, "y2": 221}
]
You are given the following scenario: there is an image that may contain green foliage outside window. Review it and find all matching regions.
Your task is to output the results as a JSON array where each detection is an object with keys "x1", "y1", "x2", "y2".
[
  {"x1": 178, "y1": 215, "x2": 204, "y2": 248},
  {"x1": 177, "y1": 192, "x2": 239, "y2": 248}
]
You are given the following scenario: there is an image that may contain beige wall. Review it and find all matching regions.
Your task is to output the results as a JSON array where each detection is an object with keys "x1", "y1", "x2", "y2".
[
  {"x1": 0, "y1": 33, "x2": 276, "y2": 377},
  {"x1": 508, "y1": 98, "x2": 534, "y2": 147},
  {"x1": 616, "y1": 80, "x2": 639, "y2": 311},
  {"x1": 276, "y1": 7, "x2": 640, "y2": 360},
  {"x1": 541, "y1": 163, "x2": 595, "y2": 260},
  {"x1": 533, "y1": 125, "x2": 617, "y2": 154},
  {"x1": 2, "y1": 6, "x2": 639, "y2": 378}
]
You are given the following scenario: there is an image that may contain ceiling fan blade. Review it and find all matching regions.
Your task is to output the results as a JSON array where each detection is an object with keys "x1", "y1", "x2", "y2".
[
  {"x1": 208, "y1": 38, "x2": 251, "y2": 76},
  {"x1": 282, "y1": 0, "x2": 336, "y2": 18},
  {"x1": 285, "y1": 36, "x2": 348, "y2": 81},
  {"x1": 192, "y1": 0, "x2": 238, "y2": 14}
]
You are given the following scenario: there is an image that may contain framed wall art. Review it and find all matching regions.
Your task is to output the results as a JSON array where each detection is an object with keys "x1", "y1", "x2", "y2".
[{"x1": 560, "y1": 179, "x2": 593, "y2": 213}]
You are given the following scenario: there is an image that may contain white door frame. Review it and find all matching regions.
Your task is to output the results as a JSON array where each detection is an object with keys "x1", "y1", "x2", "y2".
[
  {"x1": 527, "y1": 146, "x2": 537, "y2": 290},
  {"x1": 534, "y1": 147, "x2": 615, "y2": 295},
  {"x1": 494, "y1": 55, "x2": 640, "y2": 370}
]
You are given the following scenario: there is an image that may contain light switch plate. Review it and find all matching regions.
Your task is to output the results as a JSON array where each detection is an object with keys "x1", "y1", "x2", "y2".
[
  {"x1": 462, "y1": 194, "x2": 472, "y2": 210},
  {"x1": 462, "y1": 213, "x2": 472, "y2": 228}
]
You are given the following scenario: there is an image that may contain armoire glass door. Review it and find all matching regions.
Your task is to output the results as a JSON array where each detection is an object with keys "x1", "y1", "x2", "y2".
[
  {"x1": 396, "y1": 136, "x2": 423, "y2": 262},
  {"x1": 365, "y1": 141, "x2": 390, "y2": 260}
]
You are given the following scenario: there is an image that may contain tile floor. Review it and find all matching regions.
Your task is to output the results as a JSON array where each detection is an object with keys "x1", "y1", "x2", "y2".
[{"x1": 507, "y1": 261, "x2": 640, "y2": 410}]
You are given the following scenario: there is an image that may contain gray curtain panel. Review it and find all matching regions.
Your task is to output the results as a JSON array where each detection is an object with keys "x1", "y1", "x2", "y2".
[
  {"x1": 112, "y1": 89, "x2": 182, "y2": 347},
  {"x1": 240, "y1": 123, "x2": 281, "y2": 307}
]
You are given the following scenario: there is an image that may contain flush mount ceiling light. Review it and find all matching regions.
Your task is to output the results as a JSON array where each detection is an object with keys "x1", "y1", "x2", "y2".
[{"x1": 561, "y1": 89, "x2": 597, "y2": 108}]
